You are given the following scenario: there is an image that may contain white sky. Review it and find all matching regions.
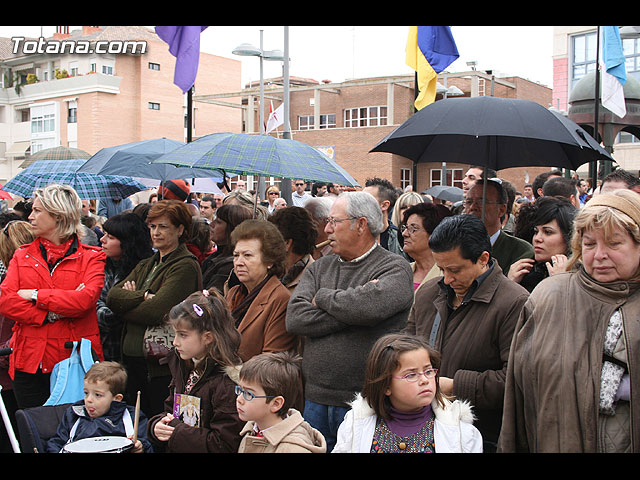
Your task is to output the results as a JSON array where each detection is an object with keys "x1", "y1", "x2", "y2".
[{"x1": 0, "y1": 25, "x2": 554, "y2": 88}]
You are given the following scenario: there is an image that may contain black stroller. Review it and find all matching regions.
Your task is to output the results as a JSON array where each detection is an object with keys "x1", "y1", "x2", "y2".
[{"x1": 1, "y1": 340, "x2": 98, "y2": 453}]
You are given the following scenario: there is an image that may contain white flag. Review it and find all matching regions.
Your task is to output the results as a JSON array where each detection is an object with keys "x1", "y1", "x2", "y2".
[
  {"x1": 266, "y1": 103, "x2": 284, "y2": 133},
  {"x1": 601, "y1": 26, "x2": 627, "y2": 118}
]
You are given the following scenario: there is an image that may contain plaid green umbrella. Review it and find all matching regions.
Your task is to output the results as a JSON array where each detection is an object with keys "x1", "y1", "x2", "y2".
[
  {"x1": 1, "y1": 159, "x2": 148, "y2": 200},
  {"x1": 151, "y1": 132, "x2": 360, "y2": 187},
  {"x1": 20, "y1": 146, "x2": 91, "y2": 168}
]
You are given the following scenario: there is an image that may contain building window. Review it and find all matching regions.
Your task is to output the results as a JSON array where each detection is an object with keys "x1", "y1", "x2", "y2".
[
  {"x1": 344, "y1": 106, "x2": 387, "y2": 128},
  {"x1": 31, "y1": 112, "x2": 55, "y2": 134},
  {"x1": 623, "y1": 36, "x2": 640, "y2": 80},
  {"x1": 430, "y1": 168, "x2": 463, "y2": 188},
  {"x1": 68, "y1": 107, "x2": 77, "y2": 123},
  {"x1": 90, "y1": 62, "x2": 97, "y2": 73},
  {"x1": 571, "y1": 31, "x2": 597, "y2": 90},
  {"x1": 400, "y1": 168, "x2": 412, "y2": 190},
  {"x1": 299, "y1": 114, "x2": 336, "y2": 130},
  {"x1": 149, "y1": 102, "x2": 160, "y2": 110},
  {"x1": 102, "y1": 65, "x2": 113, "y2": 75},
  {"x1": 149, "y1": 62, "x2": 161, "y2": 71}
]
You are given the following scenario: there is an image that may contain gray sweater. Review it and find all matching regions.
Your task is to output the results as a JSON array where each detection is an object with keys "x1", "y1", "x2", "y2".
[{"x1": 286, "y1": 244, "x2": 414, "y2": 407}]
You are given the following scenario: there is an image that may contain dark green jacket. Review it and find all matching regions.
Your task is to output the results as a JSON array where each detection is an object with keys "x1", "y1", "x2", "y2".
[
  {"x1": 106, "y1": 242, "x2": 202, "y2": 376},
  {"x1": 491, "y1": 230, "x2": 534, "y2": 276}
]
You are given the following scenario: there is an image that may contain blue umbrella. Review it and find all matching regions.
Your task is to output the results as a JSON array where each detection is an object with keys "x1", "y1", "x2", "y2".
[
  {"x1": 1, "y1": 159, "x2": 148, "y2": 200},
  {"x1": 78, "y1": 138, "x2": 224, "y2": 183},
  {"x1": 151, "y1": 132, "x2": 360, "y2": 187}
]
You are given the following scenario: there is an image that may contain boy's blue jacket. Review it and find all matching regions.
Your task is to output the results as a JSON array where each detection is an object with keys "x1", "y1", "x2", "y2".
[{"x1": 46, "y1": 400, "x2": 153, "y2": 453}]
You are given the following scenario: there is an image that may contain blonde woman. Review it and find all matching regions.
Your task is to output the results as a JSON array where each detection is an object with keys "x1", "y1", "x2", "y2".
[
  {"x1": 391, "y1": 191, "x2": 425, "y2": 232},
  {"x1": 500, "y1": 189, "x2": 640, "y2": 453},
  {"x1": 0, "y1": 184, "x2": 106, "y2": 409},
  {"x1": 266, "y1": 185, "x2": 280, "y2": 214}
]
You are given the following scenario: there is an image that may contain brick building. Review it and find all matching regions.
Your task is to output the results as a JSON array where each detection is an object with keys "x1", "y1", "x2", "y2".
[
  {"x1": 0, "y1": 26, "x2": 242, "y2": 185},
  {"x1": 196, "y1": 70, "x2": 553, "y2": 193},
  {"x1": 552, "y1": 26, "x2": 640, "y2": 177}
]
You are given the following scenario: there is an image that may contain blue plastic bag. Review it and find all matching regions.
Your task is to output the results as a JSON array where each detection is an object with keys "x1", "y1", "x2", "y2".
[{"x1": 44, "y1": 339, "x2": 97, "y2": 406}]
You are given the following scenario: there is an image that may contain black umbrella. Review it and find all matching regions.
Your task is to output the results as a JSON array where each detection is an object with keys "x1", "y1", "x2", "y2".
[{"x1": 370, "y1": 96, "x2": 613, "y2": 171}]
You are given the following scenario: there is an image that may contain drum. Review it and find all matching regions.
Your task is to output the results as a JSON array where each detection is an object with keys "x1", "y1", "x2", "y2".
[{"x1": 62, "y1": 436, "x2": 134, "y2": 453}]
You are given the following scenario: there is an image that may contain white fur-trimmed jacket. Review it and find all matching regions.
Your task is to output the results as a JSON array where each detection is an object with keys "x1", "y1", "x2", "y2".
[{"x1": 332, "y1": 393, "x2": 483, "y2": 453}]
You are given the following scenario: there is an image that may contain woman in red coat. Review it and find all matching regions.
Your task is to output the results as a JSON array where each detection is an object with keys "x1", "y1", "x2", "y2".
[{"x1": 0, "y1": 184, "x2": 105, "y2": 409}]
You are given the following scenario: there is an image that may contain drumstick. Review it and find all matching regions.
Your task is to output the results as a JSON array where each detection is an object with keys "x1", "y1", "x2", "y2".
[{"x1": 132, "y1": 391, "x2": 141, "y2": 445}]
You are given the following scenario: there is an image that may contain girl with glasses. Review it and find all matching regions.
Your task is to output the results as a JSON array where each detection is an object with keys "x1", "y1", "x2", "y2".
[
  {"x1": 333, "y1": 333, "x2": 482, "y2": 453},
  {"x1": 148, "y1": 288, "x2": 245, "y2": 453}
]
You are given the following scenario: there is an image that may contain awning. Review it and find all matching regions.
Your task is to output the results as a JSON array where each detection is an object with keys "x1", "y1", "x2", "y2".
[{"x1": 5, "y1": 141, "x2": 31, "y2": 158}]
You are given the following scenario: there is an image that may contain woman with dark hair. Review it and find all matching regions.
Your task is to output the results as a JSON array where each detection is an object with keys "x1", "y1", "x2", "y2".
[
  {"x1": 224, "y1": 219, "x2": 297, "y2": 362},
  {"x1": 268, "y1": 206, "x2": 317, "y2": 292},
  {"x1": 400, "y1": 202, "x2": 452, "y2": 293},
  {"x1": 186, "y1": 216, "x2": 215, "y2": 265},
  {"x1": 507, "y1": 196, "x2": 577, "y2": 292},
  {"x1": 201, "y1": 204, "x2": 253, "y2": 293},
  {"x1": 107, "y1": 200, "x2": 202, "y2": 417},
  {"x1": 97, "y1": 212, "x2": 154, "y2": 361}
]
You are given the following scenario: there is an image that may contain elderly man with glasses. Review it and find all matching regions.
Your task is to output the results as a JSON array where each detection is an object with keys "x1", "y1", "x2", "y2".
[
  {"x1": 464, "y1": 179, "x2": 534, "y2": 276},
  {"x1": 286, "y1": 191, "x2": 414, "y2": 452}
]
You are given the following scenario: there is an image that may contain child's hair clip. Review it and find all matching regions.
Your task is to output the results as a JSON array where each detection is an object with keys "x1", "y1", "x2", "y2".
[{"x1": 193, "y1": 304, "x2": 204, "y2": 317}]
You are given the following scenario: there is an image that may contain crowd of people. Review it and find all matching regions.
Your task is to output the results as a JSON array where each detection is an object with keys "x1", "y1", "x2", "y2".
[{"x1": 0, "y1": 166, "x2": 638, "y2": 454}]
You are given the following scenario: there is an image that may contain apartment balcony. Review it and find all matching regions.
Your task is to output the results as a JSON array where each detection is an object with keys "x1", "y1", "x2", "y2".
[{"x1": 0, "y1": 72, "x2": 121, "y2": 105}]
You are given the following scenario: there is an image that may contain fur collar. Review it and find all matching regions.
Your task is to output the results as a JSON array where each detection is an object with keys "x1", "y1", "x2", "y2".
[{"x1": 347, "y1": 393, "x2": 475, "y2": 426}]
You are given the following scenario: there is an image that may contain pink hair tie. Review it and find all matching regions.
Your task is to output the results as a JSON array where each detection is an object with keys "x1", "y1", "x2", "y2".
[{"x1": 202, "y1": 289, "x2": 210, "y2": 297}]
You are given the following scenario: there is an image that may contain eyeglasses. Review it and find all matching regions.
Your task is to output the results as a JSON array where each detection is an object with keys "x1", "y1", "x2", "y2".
[
  {"x1": 400, "y1": 224, "x2": 423, "y2": 235},
  {"x1": 295, "y1": 183, "x2": 305, "y2": 186},
  {"x1": 235, "y1": 385, "x2": 276, "y2": 402},
  {"x1": 326, "y1": 216, "x2": 358, "y2": 227},
  {"x1": 2, "y1": 220, "x2": 18, "y2": 238},
  {"x1": 392, "y1": 369, "x2": 438, "y2": 382},
  {"x1": 268, "y1": 192, "x2": 279, "y2": 195}
]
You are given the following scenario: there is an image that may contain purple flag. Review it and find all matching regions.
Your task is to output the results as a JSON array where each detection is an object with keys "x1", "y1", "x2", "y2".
[{"x1": 155, "y1": 26, "x2": 208, "y2": 93}]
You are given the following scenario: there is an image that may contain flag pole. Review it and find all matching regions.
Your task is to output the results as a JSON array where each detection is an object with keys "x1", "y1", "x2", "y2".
[
  {"x1": 591, "y1": 26, "x2": 600, "y2": 191},
  {"x1": 187, "y1": 87, "x2": 193, "y2": 143}
]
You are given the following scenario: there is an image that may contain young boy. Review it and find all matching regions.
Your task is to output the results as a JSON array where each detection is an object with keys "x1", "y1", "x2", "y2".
[
  {"x1": 46, "y1": 361, "x2": 153, "y2": 453},
  {"x1": 236, "y1": 351, "x2": 326, "y2": 453}
]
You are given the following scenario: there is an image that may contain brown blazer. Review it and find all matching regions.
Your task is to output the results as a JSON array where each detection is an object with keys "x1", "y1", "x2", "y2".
[{"x1": 226, "y1": 275, "x2": 297, "y2": 362}]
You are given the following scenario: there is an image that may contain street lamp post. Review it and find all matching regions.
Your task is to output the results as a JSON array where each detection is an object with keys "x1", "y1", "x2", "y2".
[{"x1": 232, "y1": 31, "x2": 284, "y2": 200}]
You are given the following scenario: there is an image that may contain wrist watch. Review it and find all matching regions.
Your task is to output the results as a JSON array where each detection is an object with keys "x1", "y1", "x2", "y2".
[{"x1": 31, "y1": 289, "x2": 38, "y2": 303}]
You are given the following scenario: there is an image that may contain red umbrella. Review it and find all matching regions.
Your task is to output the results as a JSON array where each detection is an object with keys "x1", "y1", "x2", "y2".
[{"x1": 0, "y1": 186, "x2": 12, "y2": 200}]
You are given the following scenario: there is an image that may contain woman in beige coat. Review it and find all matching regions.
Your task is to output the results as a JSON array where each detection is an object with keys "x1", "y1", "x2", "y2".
[{"x1": 499, "y1": 190, "x2": 640, "y2": 453}]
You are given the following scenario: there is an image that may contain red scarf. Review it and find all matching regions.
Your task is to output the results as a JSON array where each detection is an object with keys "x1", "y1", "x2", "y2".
[{"x1": 40, "y1": 237, "x2": 75, "y2": 266}]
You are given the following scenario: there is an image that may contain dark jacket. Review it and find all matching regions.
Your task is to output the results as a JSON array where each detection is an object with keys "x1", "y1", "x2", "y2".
[
  {"x1": 147, "y1": 349, "x2": 244, "y2": 453},
  {"x1": 106, "y1": 243, "x2": 202, "y2": 378},
  {"x1": 491, "y1": 230, "x2": 534, "y2": 276},
  {"x1": 46, "y1": 400, "x2": 153, "y2": 453},
  {"x1": 404, "y1": 261, "x2": 529, "y2": 445},
  {"x1": 201, "y1": 251, "x2": 234, "y2": 294}
]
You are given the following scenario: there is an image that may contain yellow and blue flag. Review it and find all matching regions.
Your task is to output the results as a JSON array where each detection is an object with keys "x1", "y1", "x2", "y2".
[{"x1": 406, "y1": 26, "x2": 459, "y2": 110}]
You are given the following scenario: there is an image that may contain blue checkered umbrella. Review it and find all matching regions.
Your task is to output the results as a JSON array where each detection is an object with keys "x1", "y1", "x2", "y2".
[
  {"x1": 1, "y1": 159, "x2": 148, "y2": 200},
  {"x1": 151, "y1": 132, "x2": 360, "y2": 187}
]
